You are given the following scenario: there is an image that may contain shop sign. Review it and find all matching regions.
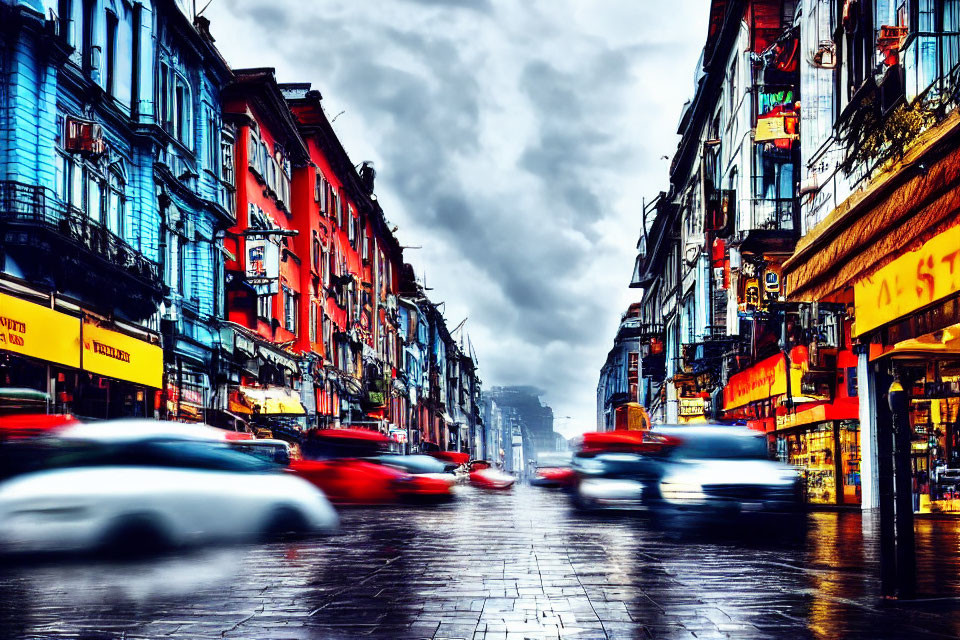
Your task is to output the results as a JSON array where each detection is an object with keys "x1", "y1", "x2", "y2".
[
  {"x1": 82, "y1": 319, "x2": 163, "y2": 388},
  {"x1": 0, "y1": 292, "x2": 81, "y2": 368},
  {"x1": 854, "y1": 223, "x2": 960, "y2": 336},
  {"x1": 245, "y1": 237, "x2": 280, "y2": 295},
  {"x1": 723, "y1": 353, "x2": 802, "y2": 410},
  {"x1": 167, "y1": 384, "x2": 203, "y2": 407},
  {"x1": 678, "y1": 397, "x2": 708, "y2": 417},
  {"x1": 389, "y1": 428, "x2": 408, "y2": 444}
]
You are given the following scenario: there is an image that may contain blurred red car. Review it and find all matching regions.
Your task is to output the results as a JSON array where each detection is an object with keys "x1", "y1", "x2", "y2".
[
  {"x1": 0, "y1": 413, "x2": 76, "y2": 443},
  {"x1": 428, "y1": 450, "x2": 470, "y2": 466},
  {"x1": 579, "y1": 430, "x2": 678, "y2": 455},
  {"x1": 467, "y1": 461, "x2": 515, "y2": 490},
  {"x1": 290, "y1": 459, "x2": 451, "y2": 504},
  {"x1": 293, "y1": 429, "x2": 452, "y2": 504}
]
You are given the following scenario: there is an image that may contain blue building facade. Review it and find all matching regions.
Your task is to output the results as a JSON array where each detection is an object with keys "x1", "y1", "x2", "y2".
[
  {"x1": 0, "y1": 0, "x2": 230, "y2": 421},
  {"x1": 149, "y1": 2, "x2": 233, "y2": 424}
]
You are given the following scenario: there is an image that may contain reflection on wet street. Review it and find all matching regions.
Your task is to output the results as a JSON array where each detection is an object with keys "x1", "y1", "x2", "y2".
[{"x1": 3, "y1": 485, "x2": 960, "y2": 639}]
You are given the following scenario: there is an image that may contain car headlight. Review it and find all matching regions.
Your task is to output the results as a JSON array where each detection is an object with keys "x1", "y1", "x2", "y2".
[{"x1": 660, "y1": 481, "x2": 706, "y2": 503}]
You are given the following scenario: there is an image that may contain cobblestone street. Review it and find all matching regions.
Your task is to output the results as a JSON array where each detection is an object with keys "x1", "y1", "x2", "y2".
[{"x1": 3, "y1": 486, "x2": 960, "y2": 639}]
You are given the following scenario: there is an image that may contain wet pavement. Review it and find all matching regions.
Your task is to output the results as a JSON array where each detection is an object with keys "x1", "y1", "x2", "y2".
[{"x1": 3, "y1": 485, "x2": 960, "y2": 639}]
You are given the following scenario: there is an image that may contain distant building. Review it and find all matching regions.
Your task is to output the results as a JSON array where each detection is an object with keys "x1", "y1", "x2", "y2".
[{"x1": 484, "y1": 386, "x2": 559, "y2": 461}]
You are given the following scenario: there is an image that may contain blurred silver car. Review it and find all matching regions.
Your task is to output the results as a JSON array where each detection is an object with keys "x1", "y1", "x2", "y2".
[
  {"x1": 654, "y1": 426, "x2": 801, "y2": 514},
  {"x1": 0, "y1": 421, "x2": 338, "y2": 555}
]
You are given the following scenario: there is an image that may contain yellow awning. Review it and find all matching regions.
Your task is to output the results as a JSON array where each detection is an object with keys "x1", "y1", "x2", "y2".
[
  {"x1": 870, "y1": 323, "x2": 960, "y2": 360},
  {"x1": 237, "y1": 386, "x2": 305, "y2": 415},
  {"x1": 784, "y1": 109, "x2": 960, "y2": 304}
]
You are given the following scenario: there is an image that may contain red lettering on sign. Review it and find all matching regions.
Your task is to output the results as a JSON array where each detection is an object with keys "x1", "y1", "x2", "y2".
[{"x1": 917, "y1": 255, "x2": 936, "y2": 301}]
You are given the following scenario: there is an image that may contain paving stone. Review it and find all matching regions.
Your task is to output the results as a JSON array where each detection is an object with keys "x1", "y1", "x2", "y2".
[{"x1": 1, "y1": 486, "x2": 960, "y2": 639}]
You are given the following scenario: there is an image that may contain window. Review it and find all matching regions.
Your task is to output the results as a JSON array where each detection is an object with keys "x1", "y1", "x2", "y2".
[
  {"x1": 839, "y1": 1, "x2": 874, "y2": 108},
  {"x1": 206, "y1": 108, "x2": 219, "y2": 174},
  {"x1": 347, "y1": 205, "x2": 356, "y2": 245},
  {"x1": 85, "y1": 168, "x2": 102, "y2": 222},
  {"x1": 312, "y1": 232, "x2": 321, "y2": 272},
  {"x1": 130, "y1": 3, "x2": 140, "y2": 113},
  {"x1": 309, "y1": 299, "x2": 317, "y2": 343},
  {"x1": 104, "y1": 11, "x2": 117, "y2": 95},
  {"x1": 260, "y1": 142, "x2": 269, "y2": 182},
  {"x1": 221, "y1": 134, "x2": 234, "y2": 186},
  {"x1": 283, "y1": 287, "x2": 298, "y2": 333},
  {"x1": 158, "y1": 62, "x2": 170, "y2": 129},
  {"x1": 257, "y1": 295, "x2": 271, "y2": 320},
  {"x1": 315, "y1": 171, "x2": 325, "y2": 208},
  {"x1": 330, "y1": 189, "x2": 339, "y2": 226},
  {"x1": 322, "y1": 313, "x2": 332, "y2": 360},
  {"x1": 54, "y1": 152, "x2": 70, "y2": 203},
  {"x1": 174, "y1": 83, "x2": 188, "y2": 143},
  {"x1": 106, "y1": 169, "x2": 125, "y2": 236},
  {"x1": 248, "y1": 130, "x2": 259, "y2": 172},
  {"x1": 727, "y1": 57, "x2": 738, "y2": 125},
  {"x1": 82, "y1": 0, "x2": 95, "y2": 75},
  {"x1": 58, "y1": 0, "x2": 73, "y2": 45},
  {"x1": 165, "y1": 228, "x2": 183, "y2": 295}
]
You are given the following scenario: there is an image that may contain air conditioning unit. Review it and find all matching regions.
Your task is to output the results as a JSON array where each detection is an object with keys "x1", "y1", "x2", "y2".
[
  {"x1": 812, "y1": 40, "x2": 837, "y2": 69},
  {"x1": 65, "y1": 117, "x2": 107, "y2": 156}
]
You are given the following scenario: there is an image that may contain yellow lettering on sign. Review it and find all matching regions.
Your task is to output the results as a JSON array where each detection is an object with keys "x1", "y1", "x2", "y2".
[
  {"x1": 0, "y1": 292, "x2": 81, "y2": 368},
  {"x1": 854, "y1": 224, "x2": 960, "y2": 336},
  {"x1": 82, "y1": 320, "x2": 162, "y2": 388}
]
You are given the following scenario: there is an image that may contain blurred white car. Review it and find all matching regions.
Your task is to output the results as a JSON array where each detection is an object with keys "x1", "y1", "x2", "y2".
[
  {"x1": 0, "y1": 429, "x2": 338, "y2": 555},
  {"x1": 654, "y1": 426, "x2": 801, "y2": 514}
]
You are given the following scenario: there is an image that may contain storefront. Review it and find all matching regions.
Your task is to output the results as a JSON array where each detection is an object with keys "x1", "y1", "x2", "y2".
[
  {"x1": 773, "y1": 408, "x2": 861, "y2": 506},
  {"x1": 725, "y1": 345, "x2": 861, "y2": 506},
  {"x1": 783, "y1": 109, "x2": 960, "y2": 517},
  {"x1": 230, "y1": 384, "x2": 306, "y2": 438},
  {"x1": 0, "y1": 290, "x2": 162, "y2": 419}
]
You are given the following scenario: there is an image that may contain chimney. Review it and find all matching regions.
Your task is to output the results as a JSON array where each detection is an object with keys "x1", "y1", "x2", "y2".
[{"x1": 359, "y1": 161, "x2": 376, "y2": 195}]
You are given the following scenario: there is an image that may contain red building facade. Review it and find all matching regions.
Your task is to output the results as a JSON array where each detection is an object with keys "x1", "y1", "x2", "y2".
[
  {"x1": 283, "y1": 84, "x2": 405, "y2": 433},
  {"x1": 219, "y1": 69, "x2": 310, "y2": 433}
]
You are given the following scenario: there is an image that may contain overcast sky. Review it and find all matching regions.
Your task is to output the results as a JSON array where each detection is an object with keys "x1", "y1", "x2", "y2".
[{"x1": 205, "y1": 0, "x2": 708, "y2": 437}]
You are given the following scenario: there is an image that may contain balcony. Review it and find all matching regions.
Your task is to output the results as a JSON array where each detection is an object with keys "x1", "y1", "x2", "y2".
[
  {"x1": 0, "y1": 181, "x2": 163, "y2": 318},
  {"x1": 901, "y1": 31, "x2": 960, "y2": 106},
  {"x1": 738, "y1": 194, "x2": 799, "y2": 254}
]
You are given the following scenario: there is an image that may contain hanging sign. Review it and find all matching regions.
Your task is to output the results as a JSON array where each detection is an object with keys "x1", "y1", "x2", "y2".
[{"x1": 245, "y1": 237, "x2": 280, "y2": 295}]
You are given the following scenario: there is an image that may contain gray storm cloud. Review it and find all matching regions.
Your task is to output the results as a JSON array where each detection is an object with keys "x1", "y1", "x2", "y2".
[{"x1": 206, "y1": 0, "x2": 706, "y2": 435}]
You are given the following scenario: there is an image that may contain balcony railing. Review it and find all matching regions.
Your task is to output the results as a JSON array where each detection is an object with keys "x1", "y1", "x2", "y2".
[
  {"x1": 0, "y1": 180, "x2": 162, "y2": 289},
  {"x1": 901, "y1": 31, "x2": 960, "y2": 105},
  {"x1": 747, "y1": 196, "x2": 798, "y2": 232}
]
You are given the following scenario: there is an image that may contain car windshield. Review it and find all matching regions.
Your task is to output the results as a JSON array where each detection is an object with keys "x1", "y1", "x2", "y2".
[
  {"x1": 39, "y1": 439, "x2": 279, "y2": 473},
  {"x1": 230, "y1": 443, "x2": 290, "y2": 466},
  {"x1": 675, "y1": 435, "x2": 769, "y2": 460}
]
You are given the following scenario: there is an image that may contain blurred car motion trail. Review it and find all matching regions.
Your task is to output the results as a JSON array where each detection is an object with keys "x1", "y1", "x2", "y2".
[
  {"x1": 568, "y1": 425, "x2": 804, "y2": 519},
  {"x1": 0, "y1": 419, "x2": 338, "y2": 556}
]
